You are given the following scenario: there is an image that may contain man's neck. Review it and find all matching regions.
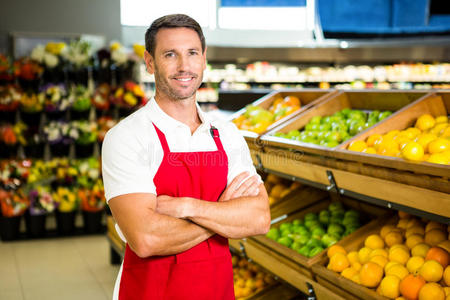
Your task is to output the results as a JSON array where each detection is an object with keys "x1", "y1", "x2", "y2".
[{"x1": 154, "y1": 94, "x2": 202, "y2": 134}]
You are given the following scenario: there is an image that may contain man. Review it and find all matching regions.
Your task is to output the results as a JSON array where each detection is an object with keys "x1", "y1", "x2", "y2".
[{"x1": 102, "y1": 14, "x2": 270, "y2": 300}]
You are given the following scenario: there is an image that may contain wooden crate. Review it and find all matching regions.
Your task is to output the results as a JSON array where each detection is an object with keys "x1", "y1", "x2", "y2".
[
  {"x1": 106, "y1": 215, "x2": 126, "y2": 256},
  {"x1": 229, "y1": 89, "x2": 337, "y2": 144},
  {"x1": 312, "y1": 217, "x2": 397, "y2": 300},
  {"x1": 259, "y1": 90, "x2": 429, "y2": 157},
  {"x1": 331, "y1": 92, "x2": 450, "y2": 178},
  {"x1": 251, "y1": 196, "x2": 388, "y2": 279}
]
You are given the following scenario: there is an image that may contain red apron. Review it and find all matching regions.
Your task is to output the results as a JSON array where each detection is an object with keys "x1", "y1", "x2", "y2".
[{"x1": 118, "y1": 123, "x2": 234, "y2": 300}]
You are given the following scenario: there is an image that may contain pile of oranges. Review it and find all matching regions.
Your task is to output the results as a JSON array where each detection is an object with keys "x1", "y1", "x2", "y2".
[
  {"x1": 327, "y1": 211, "x2": 449, "y2": 299},
  {"x1": 232, "y1": 255, "x2": 276, "y2": 299},
  {"x1": 348, "y1": 114, "x2": 450, "y2": 165},
  {"x1": 264, "y1": 173, "x2": 302, "y2": 206}
]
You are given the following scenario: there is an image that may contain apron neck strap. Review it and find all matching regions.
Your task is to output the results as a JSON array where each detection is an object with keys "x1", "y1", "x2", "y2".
[
  {"x1": 210, "y1": 125, "x2": 225, "y2": 152},
  {"x1": 152, "y1": 123, "x2": 170, "y2": 153}
]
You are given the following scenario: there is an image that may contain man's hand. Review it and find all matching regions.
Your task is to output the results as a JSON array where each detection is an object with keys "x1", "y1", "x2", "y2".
[
  {"x1": 156, "y1": 195, "x2": 186, "y2": 218},
  {"x1": 218, "y1": 171, "x2": 260, "y2": 202}
]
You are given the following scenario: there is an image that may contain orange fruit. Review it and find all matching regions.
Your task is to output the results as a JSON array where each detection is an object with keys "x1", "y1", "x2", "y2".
[
  {"x1": 398, "y1": 218, "x2": 410, "y2": 229},
  {"x1": 418, "y1": 282, "x2": 445, "y2": 300},
  {"x1": 360, "y1": 262, "x2": 383, "y2": 288},
  {"x1": 341, "y1": 267, "x2": 358, "y2": 280},
  {"x1": 365, "y1": 234, "x2": 385, "y2": 249},
  {"x1": 407, "y1": 256, "x2": 425, "y2": 274},
  {"x1": 399, "y1": 274, "x2": 426, "y2": 300},
  {"x1": 348, "y1": 140, "x2": 368, "y2": 152},
  {"x1": 402, "y1": 142, "x2": 424, "y2": 161},
  {"x1": 385, "y1": 261, "x2": 402, "y2": 273},
  {"x1": 419, "y1": 260, "x2": 444, "y2": 282},
  {"x1": 381, "y1": 225, "x2": 397, "y2": 238},
  {"x1": 389, "y1": 246, "x2": 411, "y2": 265},
  {"x1": 412, "y1": 243, "x2": 431, "y2": 258},
  {"x1": 406, "y1": 218, "x2": 423, "y2": 229},
  {"x1": 425, "y1": 229, "x2": 447, "y2": 246},
  {"x1": 328, "y1": 253, "x2": 350, "y2": 272},
  {"x1": 406, "y1": 226, "x2": 425, "y2": 238},
  {"x1": 359, "y1": 247, "x2": 372, "y2": 264},
  {"x1": 386, "y1": 264, "x2": 409, "y2": 280},
  {"x1": 370, "y1": 255, "x2": 389, "y2": 268},
  {"x1": 380, "y1": 275, "x2": 401, "y2": 299},
  {"x1": 427, "y1": 153, "x2": 450, "y2": 165},
  {"x1": 327, "y1": 245, "x2": 347, "y2": 259},
  {"x1": 416, "y1": 114, "x2": 436, "y2": 131},
  {"x1": 347, "y1": 251, "x2": 359, "y2": 264},
  {"x1": 426, "y1": 221, "x2": 447, "y2": 233},
  {"x1": 367, "y1": 134, "x2": 383, "y2": 147},
  {"x1": 425, "y1": 247, "x2": 449, "y2": 268},
  {"x1": 351, "y1": 273, "x2": 360, "y2": 284},
  {"x1": 444, "y1": 266, "x2": 450, "y2": 286},
  {"x1": 351, "y1": 261, "x2": 362, "y2": 272},
  {"x1": 385, "y1": 231, "x2": 404, "y2": 248},
  {"x1": 283, "y1": 95, "x2": 301, "y2": 107},
  {"x1": 406, "y1": 234, "x2": 425, "y2": 249},
  {"x1": 370, "y1": 248, "x2": 389, "y2": 259},
  {"x1": 428, "y1": 138, "x2": 450, "y2": 154}
]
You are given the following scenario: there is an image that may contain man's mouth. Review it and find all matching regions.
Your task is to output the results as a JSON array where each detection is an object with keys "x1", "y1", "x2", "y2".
[{"x1": 171, "y1": 73, "x2": 197, "y2": 83}]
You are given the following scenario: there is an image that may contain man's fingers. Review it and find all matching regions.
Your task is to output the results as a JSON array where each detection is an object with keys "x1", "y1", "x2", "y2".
[{"x1": 231, "y1": 175, "x2": 259, "y2": 198}]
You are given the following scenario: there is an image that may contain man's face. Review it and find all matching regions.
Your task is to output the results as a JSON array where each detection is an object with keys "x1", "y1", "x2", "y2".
[{"x1": 145, "y1": 27, "x2": 206, "y2": 101}]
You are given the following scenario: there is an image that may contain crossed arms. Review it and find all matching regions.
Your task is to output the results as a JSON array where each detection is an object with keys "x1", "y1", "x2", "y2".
[{"x1": 108, "y1": 172, "x2": 271, "y2": 258}]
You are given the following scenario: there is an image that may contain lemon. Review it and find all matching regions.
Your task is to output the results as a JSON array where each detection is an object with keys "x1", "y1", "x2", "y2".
[
  {"x1": 435, "y1": 115, "x2": 448, "y2": 124},
  {"x1": 419, "y1": 260, "x2": 444, "y2": 282},
  {"x1": 402, "y1": 142, "x2": 424, "y2": 161},
  {"x1": 379, "y1": 275, "x2": 401, "y2": 299},
  {"x1": 366, "y1": 134, "x2": 383, "y2": 147},
  {"x1": 428, "y1": 138, "x2": 450, "y2": 154},
  {"x1": 365, "y1": 234, "x2": 385, "y2": 249},
  {"x1": 415, "y1": 114, "x2": 436, "y2": 131},
  {"x1": 386, "y1": 264, "x2": 409, "y2": 280},
  {"x1": 359, "y1": 247, "x2": 372, "y2": 264},
  {"x1": 406, "y1": 256, "x2": 425, "y2": 274},
  {"x1": 406, "y1": 234, "x2": 425, "y2": 249},
  {"x1": 411, "y1": 243, "x2": 431, "y2": 258},
  {"x1": 415, "y1": 133, "x2": 437, "y2": 149},
  {"x1": 389, "y1": 247, "x2": 410, "y2": 265},
  {"x1": 348, "y1": 140, "x2": 367, "y2": 152},
  {"x1": 427, "y1": 153, "x2": 450, "y2": 165},
  {"x1": 370, "y1": 248, "x2": 389, "y2": 258},
  {"x1": 347, "y1": 251, "x2": 359, "y2": 264},
  {"x1": 370, "y1": 255, "x2": 389, "y2": 268}
]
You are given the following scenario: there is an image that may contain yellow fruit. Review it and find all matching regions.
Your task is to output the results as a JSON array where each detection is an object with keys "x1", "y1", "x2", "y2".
[
  {"x1": 381, "y1": 225, "x2": 397, "y2": 238},
  {"x1": 407, "y1": 256, "x2": 425, "y2": 274},
  {"x1": 327, "y1": 245, "x2": 347, "y2": 259},
  {"x1": 406, "y1": 234, "x2": 425, "y2": 249},
  {"x1": 412, "y1": 243, "x2": 431, "y2": 258},
  {"x1": 365, "y1": 234, "x2": 385, "y2": 249},
  {"x1": 419, "y1": 260, "x2": 444, "y2": 282},
  {"x1": 444, "y1": 266, "x2": 450, "y2": 286},
  {"x1": 389, "y1": 247, "x2": 411, "y2": 265},
  {"x1": 370, "y1": 248, "x2": 389, "y2": 258},
  {"x1": 386, "y1": 264, "x2": 409, "y2": 280},
  {"x1": 352, "y1": 261, "x2": 362, "y2": 271},
  {"x1": 371, "y1": 255, "x2": 389, "y2": 268},
  {"x1": 415, "y1": 133, "x2": 437, "y2": 149},
  {"x1": 386, "y1": 130, "x2": 401, "y2": 140},
  {"x1": 328, "y1": 253, "x2": 350, "y2": 272},
  {"x1": 380, "y1": 275, "x2": 401, "y2": 299},
  {"x1": 427, "y1": 153, "x2": 450, "y2": 165},
  {"x1": 398, "y1": 211, "x2": 412, "y2": 219},
  {"x1": 341, "y1": 267, "x2": 357, "y2": 280},
  {"x1": 444, "y1": 287, "x2": 450, "y2": 296},
  {"x1": 426, "y1": 221, "x2": 447, "y2": 233},
  {"x1": 406, "y1": 127, "x2": 422, "y2": 138},
  {"x1": 367, "y1": 134, "x2": 383, "y2": 147},
  {"x1": 406, "y1": 218, "x2": 423, "y2": 229},
  {"x1": 347, "y1": 251, "x2": 359, "y2": 264},
  {"x1": 269, "y1": 184, "x2": 287, "y2": 199},
  {"x1": 359, "y1": 247, "x2": 373, "y2": 264},
  {"x1": 377, "y1": 138, "x2": 400, "y2": 156},
  {"x1": 391, "y1": 244, "x2": 410, "y2": 253},
  {"x1": 418, "y1": 282, "x2": 445, "y2": 300},
  {"x1": 437, "y1": 240, "x2": 450, "y2": 253},
  {"x1": 416, "y1": 114, "x2": 436, "y2": 131},
  {"x1": 386, "y1": 231, "x2": 405, "y2": 248},
  {"x1": 406, "y1": 226, "x2": 425, "y2": 238},
  {"x1": 398, "y1": 218, "x2": 410, "y2": 229},
  {"x1": 360, "y1": 262, "x2": 384, "y2": 288},
  {"x1": 430, "y1": 123, "x2": 449, "y2": 136},
  {"x1": 425, "y1": 229, "x2": 447, "y2": 246},
  {"x1": 435, "y1": 116, "x2": 448, "y2": 124},
  {"x1": 402, "y1": 142, "x2": 424, "y2": 161},
  {"x1": 362, "y1": 147, "x2": 377, "y2": 154},
  {"x1": 385, "y1": 261, "x2": 401, "y2": 273},
  {"x1": 351, "y1": 274, "x2": 360, "y2": 284},
  {"x1": 441, "y1": 127, "x2": 450, "y2": 138},
  {"x1": 349, "y1": 140, "x2": 368, "y2": 152},
  {"x1": 428, "y1": 138, "x2": 450, "y2": 154}
]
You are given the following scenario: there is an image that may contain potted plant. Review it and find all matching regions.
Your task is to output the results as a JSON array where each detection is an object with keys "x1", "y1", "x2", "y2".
[
  {"x1": 79, "y1": 179, "x2": 105, "y2": 234},
  {"x1": 40, "y1": 84, "x2": 71, "y2": 121},
  {"x1": 0, "y1": 186, "x2": 28, "y2": 241},
  {"x1": 43, "y1": 121, "x2": 74, "y2": 157},
  {"x1": 30, "y1": 42, "x2": 67, "y2": 84},
  {"x1": 97, "y1": 116, "x2": 117, "y2": 149},
  {"x1": 69, "y1": 85, "x2": 92, "y2": 120},
  {"x1": 53, "y1": 186, "x2": 79, "y2": 236},
  {"x1": 0, "y1": 84, "x2": 21, "y2": 123},
  {"x1": 71, "y1": 120, "x2": 98, "y2": 158},
  {"x1": 92, "y1": 83, "x2": 112, "y2": 116},
  {"x1": 76, "y1": 157, "x2": 100, "y2": 188},
  {"x1": 0, "y1": 54, "x2": 18, "y2": 85},
  {"x1": 26, "y1": 185, "x2": 54, "y2": 238},
  {"x1": 0, "y1": 123, "x2": 21, "y2": 158},
  {"x1": 52, "y1": 158, "x2": 78, "y2": 187},
  {"x1": 16, "y1": 58, "x2": 43, "y2": 92},
  {"x1": 111, "y1": 81, "x2": 147, "y2": 117},
  {"x1": 19, "y1": 91, "x2": 44, "y2": 127},
  {"x1": 62, "y1": 40, "x2": 92, "y2": 86}
]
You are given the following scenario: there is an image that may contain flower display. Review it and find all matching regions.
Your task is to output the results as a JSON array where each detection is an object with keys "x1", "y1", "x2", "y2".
[
  {"x1": 30, "y1": 43, "x2": 66, "y2": 69},
  {"x1": 76, "y1": 157, "x2": 100, "y2": 188},
  {"x1": 0, "y1": 54, "x2": 19, "y2": 82},
  {"x1": 39, "y1": 84, "x2": 71, "y2": 112},
  {"x1": 43, "y1": 121, "x2": 76, "y2": 144},
  {"x1": 133, "y1": 44, "x2": 145, "y2": 60},
  {"x1": 69, "y1": 85, "x2": 92, "y2": 112},
  {"x1": 16, "y1": 58, "x2": 43, "y2": 81},
  {"x1": 27, "y1": 160, "x2": 52, "y2": 184},
  {"x1": 1, "y1": 160, "x2": 31, "y2": 185},
  {"x1": 28, "y1": 185, "x2": 55, "y2": 215},
  {"x1": 97, "y1": 116, "x2": 116, "y2": 142},
  {"x1": 92, "y1": 83, "x2": 111, "y2": 111},
  {"x1": 112, "y1": 81, "x2": 147, "y2": 109},
  {"x1": 20, "y1": 92, "x2": 44, "y2": 113},
  {"x1": 51, "y1": 158, "x2": 78, "y2": 185},
  {"x1": 71, "y1": 120, "x2": 98, "y2": 145},
  {"x1": 61, "y1": 40, "x2": 91, "y2": 68},
  {"x1": 53, "y1": 186, "x2": 79, "y2": 212},
  {"x1": 78, "y1": 179, "x2": 105, "y2": 212},
  {"x1": 0, "y1": 188, "x2": 29, "y2": 217},
  {"x1": 0, "y1": 85, "x2": 21, "y2": 112},
  {"x1": 0, "y1": 123, "x2": 26, "y2": 146},
  {"x1": 110, "y1": 41, "x2": 128, "y2": 66}
]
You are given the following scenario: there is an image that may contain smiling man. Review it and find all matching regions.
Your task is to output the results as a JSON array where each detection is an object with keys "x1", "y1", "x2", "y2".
[{"x1": 102, "y1": 14, "x2": 270, "y2": 300}]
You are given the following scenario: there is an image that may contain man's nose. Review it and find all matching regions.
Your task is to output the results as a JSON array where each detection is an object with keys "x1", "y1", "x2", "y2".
[{"x1": 177, "y1": 54, "x2": 189, "y2": 71}]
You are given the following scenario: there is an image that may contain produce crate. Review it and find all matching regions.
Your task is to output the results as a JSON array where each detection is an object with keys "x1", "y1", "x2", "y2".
[
  {"x1": 229, "y1": 89, "x2": 336, "y2": 144},
  {"x1": 333, "y1": 91, "x2": 450, "y2": 178},
  {"x1": 251, "y1": 195, "x2": 388, "y2": 279},
  {"x1": 260, "y1": 90, "x2": 428, "y2": 156},
  {"x1": 311, "y1": 217, "x2": 397, "y2": 300},
  {"x1": 106, "y1": 215, "x2": 125, "y2": 257},
  {"x1": 230, "y1": 186, "x2": 328, "y2": 254}
]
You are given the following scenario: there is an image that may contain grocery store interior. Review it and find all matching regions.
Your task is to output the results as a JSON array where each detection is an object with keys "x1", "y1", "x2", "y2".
[{"x1": 1, "y1": 0, "x2": 449, "y2": 299}]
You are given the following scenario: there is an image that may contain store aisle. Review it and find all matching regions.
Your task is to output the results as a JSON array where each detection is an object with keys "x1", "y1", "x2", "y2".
[{"x1": 0, "y1": 236, "x2": 119, "y2": 300}]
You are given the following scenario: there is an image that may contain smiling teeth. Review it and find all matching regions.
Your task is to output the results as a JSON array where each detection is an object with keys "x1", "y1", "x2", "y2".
[{"x1": 176, "y1": 78, "x2": 192, "y2": 81}]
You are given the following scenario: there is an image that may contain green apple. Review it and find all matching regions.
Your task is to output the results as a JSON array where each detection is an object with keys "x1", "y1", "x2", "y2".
[
  {"x1": 298, "y1": 245, "x2": 312, "y2": 256},
  {"x1": 306, "y1": 238, "x2": 322, "y2": 248},
  {"x1": 292, "y1": 219, "x2": 303, "y2": 226},
  {"x1": 311, "y1": 227, "x2": 326, "y2": 239},
  {"x1": 328, "y1": 202, "x2": 343, "y2": 212},
  {"x1": 266, "y1": 228, "x2": 280, "y2": 240},
  {"x1": 279, "y1": 223, "x2": 292, "y2": 232},
  {"x1": 309, "y1": 246, "x2": 325, "y2": 257},
  {"x1": 319, "y1": 210, "x2": 330, "y2": 225},
  {"x1": 294, "y1": 233, "x2": 310, "y2": 245},
  {"x1": 321, "y1": 234, "x2": 339, "y2": 247},
  {"x1": 277, "y1": 236, "x2": 293, "y2": 248},
  {"x1": 327, "y1": 223, "x2": 345, "y2": 236}
]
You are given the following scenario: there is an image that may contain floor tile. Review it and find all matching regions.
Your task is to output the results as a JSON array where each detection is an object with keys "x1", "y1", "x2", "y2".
[
  {"x1": 0, "y1": 242, "x2": 22, "y2": 290},
  {"x1": 0, "y1": 288, "x2": 24, "y2": 300},
  {"x1": 23, "y1": 282, "x2": 108, "y2": 300}
]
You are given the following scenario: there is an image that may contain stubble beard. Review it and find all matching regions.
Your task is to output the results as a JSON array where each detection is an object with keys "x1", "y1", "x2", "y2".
[{"x1": 154, "y1": 65, "x2": 203, "y2": 101}]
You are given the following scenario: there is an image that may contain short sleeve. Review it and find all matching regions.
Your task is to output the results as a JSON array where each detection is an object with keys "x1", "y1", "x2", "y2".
[
  {"x1": 222, "y1": 122, "x2": 262, "y2": 186},
  {"x1": 102, "y1": 126, "x2": 156, "y2": 202}
]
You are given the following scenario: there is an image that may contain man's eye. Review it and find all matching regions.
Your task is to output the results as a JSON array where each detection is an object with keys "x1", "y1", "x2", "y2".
[
  {"x1": 189, "y1": 51, "x2": 198, "y2": 56},
  {"x1": 165, "y1": 53, "x2": 175, "y2": 58}
]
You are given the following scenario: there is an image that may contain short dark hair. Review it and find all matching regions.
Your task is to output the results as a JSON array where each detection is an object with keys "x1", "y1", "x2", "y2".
[{"x1": 145, "y1": 14, "x2": 206, "y2": 57}]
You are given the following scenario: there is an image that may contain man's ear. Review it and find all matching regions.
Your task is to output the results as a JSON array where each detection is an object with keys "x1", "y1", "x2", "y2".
[{"x1": 144, "y1": 50, "x2": 154, "y2": 74}]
